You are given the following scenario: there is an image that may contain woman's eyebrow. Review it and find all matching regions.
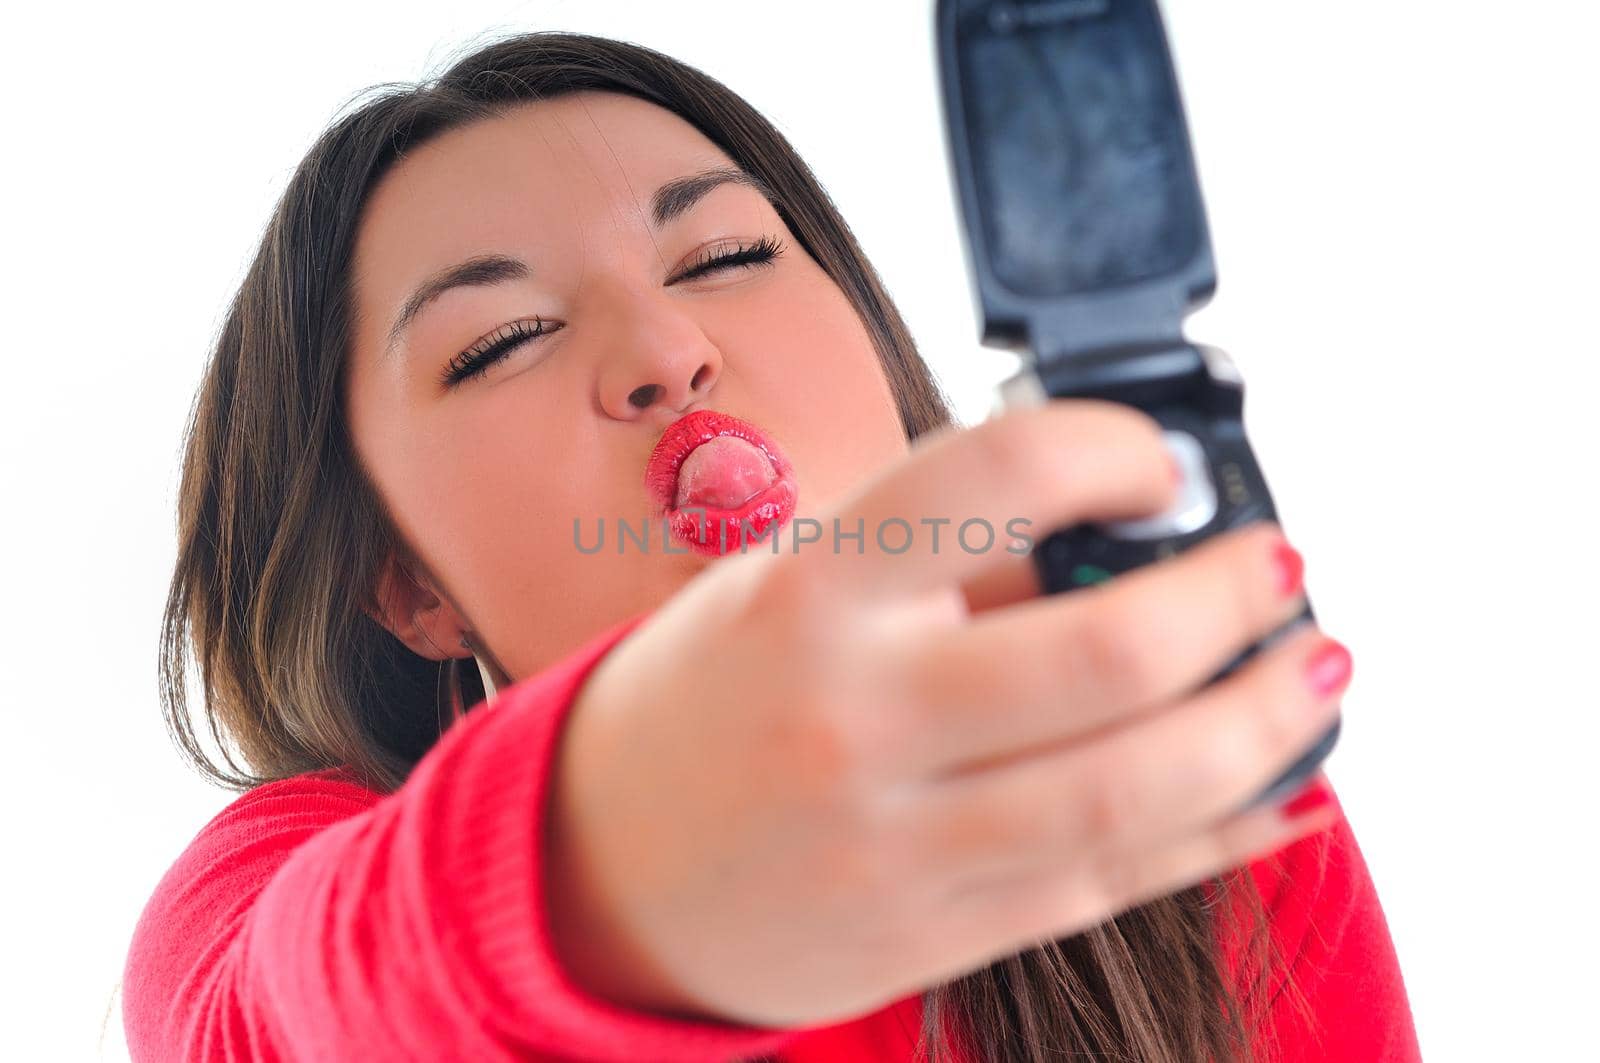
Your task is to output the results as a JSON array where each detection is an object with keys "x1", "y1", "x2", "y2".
[
  {"x1": 383, "y1": 166, "x2": 776, "y2": 358},
  {"x1": 649, "y1": 166, "x2": 775, "y2": 228}
]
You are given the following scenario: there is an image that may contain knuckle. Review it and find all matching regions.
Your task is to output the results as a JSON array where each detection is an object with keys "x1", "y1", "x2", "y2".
[
  {"x1": 781, "y1": 699, "x2": 880, "y2": 795},
  {"x1": 1070, "y1": 597, "x2": 1165, "y2": 701},
  {"x1": 1187, "y1": 708, "x2": 1257, "y2": 794},
  {"x1": 1201, "y1": 665, "x2": 1309, "y2": 785},
  {"x1": 1258, "y1": 668, "x2": 1317, "y2": 757},
  {"x1": 1076, "y1": 767, "x2": 1138, "y2": 842}
]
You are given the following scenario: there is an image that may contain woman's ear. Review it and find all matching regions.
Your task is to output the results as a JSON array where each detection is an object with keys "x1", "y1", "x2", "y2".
[{"x1": 363, "y1": 551, "x2": 472, "y2": 661}]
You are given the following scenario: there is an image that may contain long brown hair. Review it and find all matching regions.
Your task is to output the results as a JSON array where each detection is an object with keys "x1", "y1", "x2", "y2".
[{"x1": 159, "y1": 29, "x2": 1312, "y2": 1062}]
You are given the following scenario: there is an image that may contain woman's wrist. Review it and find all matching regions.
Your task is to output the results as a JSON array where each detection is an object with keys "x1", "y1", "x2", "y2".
[{"x1": 541, "y1": 694, "x2": 719, "y2": 1024}]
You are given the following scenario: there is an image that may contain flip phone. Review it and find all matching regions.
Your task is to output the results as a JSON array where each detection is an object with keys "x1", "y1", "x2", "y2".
[{"x1": 935, "y1": 0, "x2": 1339, "y2": 811}]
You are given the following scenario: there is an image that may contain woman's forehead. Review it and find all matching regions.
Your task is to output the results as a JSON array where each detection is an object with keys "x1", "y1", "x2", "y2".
[{"x1": 365, "y1": 94, "x2": 733, "y2": 236}]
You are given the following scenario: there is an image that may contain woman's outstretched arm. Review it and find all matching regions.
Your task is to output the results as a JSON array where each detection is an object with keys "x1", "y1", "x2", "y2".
[{"x1": 120, "y1": 611, "x2": 799, "y2": 1063}]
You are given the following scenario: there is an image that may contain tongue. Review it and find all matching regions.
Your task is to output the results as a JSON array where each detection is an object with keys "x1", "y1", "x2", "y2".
[{"x1": 675, "y1": 436, "x2": 777, "y2": 510}]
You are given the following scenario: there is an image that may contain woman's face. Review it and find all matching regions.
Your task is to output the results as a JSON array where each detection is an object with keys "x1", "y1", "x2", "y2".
[{"x1": 345, "y1": 91, "x2": 910, "y2": 682}]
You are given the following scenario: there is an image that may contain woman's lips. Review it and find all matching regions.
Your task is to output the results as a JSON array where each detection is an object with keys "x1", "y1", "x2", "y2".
[{"x1": 645, "y1": 409, "x2": 798, "y2": 556}]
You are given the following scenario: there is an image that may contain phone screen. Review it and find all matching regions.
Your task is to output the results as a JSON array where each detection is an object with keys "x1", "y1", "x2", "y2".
[{"x1": 953, "y1": 0, "x2": 1205, "y2": 298}]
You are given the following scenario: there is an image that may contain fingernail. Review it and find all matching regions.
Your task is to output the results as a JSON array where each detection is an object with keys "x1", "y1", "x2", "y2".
[
  {"x1": 1305, "y1": 639, "x2": 1353, "y2": 698},
  {"x1": 1279, "y1": 777, "x2": 1334, "y2": 819},
  {"x1": 1272, "y1": 540, "x2": 1304, "y2": 598},
  {"x1": 1168, "y1": 453, "x2": 1185, "y2": 488}
]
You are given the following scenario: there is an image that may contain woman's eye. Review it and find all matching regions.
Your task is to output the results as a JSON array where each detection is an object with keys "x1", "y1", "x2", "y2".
[
  {"x1": 440, "y1": 318, "x2": 560, "y2": 388},
  {"x1": 672, "y1": 234, "x2": 785, "y2": 283}
]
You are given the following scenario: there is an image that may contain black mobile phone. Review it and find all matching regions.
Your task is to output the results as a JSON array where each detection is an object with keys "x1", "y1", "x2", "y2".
[{"x1": 934, "y1": 0, "x2": 1338, "y2": 812}]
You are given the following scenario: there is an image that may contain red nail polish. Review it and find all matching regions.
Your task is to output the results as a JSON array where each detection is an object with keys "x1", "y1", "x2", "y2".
[
  {"x1": 1305, "y1": 639, "x2": 1353, "y2": 697},
  {"x1": 1272, "y1": 541, "x2": 1304, "y2": 598},
  {"x1": 1280, "y1": 778, "x2": 1334, "y2": 819}
]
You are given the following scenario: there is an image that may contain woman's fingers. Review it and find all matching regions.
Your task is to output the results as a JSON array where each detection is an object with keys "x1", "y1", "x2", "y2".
[
  {"x1": 932, "y1": 778, "x2": 1341, "y2": 972},
  {"x1": 895, "y1": 622, "x2": 1346, "y2": 887},
  {"x1": 803, "y1": 400, "x2": 1179, "y2": 603},
  {"x1": 895, "y1": 520, "x2": 1306, "y2": 779},
  {"x1": 957, "y1": 548, "x2": 1042, "y2": 616}
]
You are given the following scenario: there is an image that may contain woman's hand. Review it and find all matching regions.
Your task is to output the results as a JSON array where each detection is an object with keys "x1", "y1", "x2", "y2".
[{"x1": 543, "y1": 399, "x2": 1345, "y2": 1029}]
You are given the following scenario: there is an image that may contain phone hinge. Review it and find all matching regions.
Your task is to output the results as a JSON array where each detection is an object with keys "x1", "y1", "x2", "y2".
[{"x1": 1036, "y1": 342, "x2": 1206, "y2": 403}]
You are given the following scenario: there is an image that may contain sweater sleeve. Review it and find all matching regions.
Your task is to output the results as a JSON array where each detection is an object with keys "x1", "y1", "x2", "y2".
[
  {"x1": 1238, "y1": 778, "x2": 1423, "y2": 1063},
  {"x1": 122, "y1": 610, "x2": 803, "y2": 1063}
]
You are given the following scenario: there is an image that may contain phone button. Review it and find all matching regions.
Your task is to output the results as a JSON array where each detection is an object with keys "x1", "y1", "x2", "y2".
[{"x1": 1096, "y1": 430, "x2": 1217, "y2": 540}]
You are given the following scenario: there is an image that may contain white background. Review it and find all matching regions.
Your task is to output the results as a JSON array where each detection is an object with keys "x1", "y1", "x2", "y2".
[{"x1": 4, "y1": 1, "x2": 1596, "y2": 1059}]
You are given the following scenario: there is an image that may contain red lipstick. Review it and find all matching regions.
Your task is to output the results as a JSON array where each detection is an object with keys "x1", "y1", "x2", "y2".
[{"x1": 645, "y1": 410, "x2": 798, "y2": 556}]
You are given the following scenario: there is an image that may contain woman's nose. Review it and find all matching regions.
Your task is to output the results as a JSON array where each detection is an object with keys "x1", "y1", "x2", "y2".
[
  {"x1": 594, "y1": 297, "x2": 724, "y2": 420},
  {"x1": 619, "y1": 363, "x2": 716, "y2": 414}
]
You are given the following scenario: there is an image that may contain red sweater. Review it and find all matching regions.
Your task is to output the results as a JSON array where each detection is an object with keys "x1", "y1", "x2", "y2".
[{"x1": 123, "y1": 611, "x2": 1421, "y2": 1062}]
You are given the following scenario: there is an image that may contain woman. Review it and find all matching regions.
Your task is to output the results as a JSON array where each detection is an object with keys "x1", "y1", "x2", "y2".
[{"x1": 124, "y1": 30, "x2": 1420, "y2": 1062}]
